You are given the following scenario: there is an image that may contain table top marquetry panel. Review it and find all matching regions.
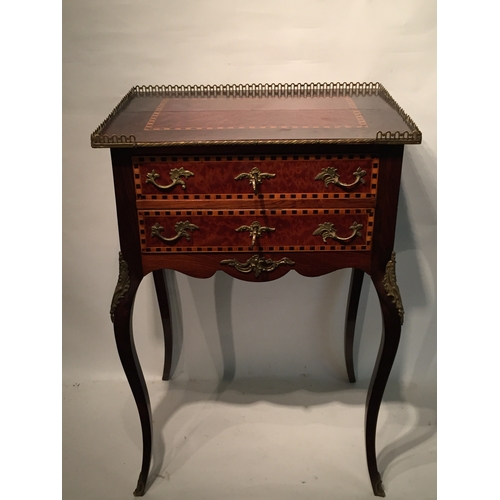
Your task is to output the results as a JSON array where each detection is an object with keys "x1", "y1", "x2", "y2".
[{"x1": 91, "y1": 82, "x2": 421, "y2": 148}]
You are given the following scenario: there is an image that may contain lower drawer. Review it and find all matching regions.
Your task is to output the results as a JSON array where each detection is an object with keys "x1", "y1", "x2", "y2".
[{"x1": 138, "y1": 208, "x2": 374, "y2": 253}]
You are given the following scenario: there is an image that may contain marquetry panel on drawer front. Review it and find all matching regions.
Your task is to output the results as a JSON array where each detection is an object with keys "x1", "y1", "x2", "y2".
[
  {"x1": 138, "y1": 208, "x2": 374, "y2": 253},
  {"x1": 133, "y1": 155, "x2": 379, "y2": 200}
]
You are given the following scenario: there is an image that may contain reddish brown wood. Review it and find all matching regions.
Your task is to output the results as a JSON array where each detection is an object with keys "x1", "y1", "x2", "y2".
[
  {"x1": 141, "y1": 251, "x2": 372, "y2": 279},
  {"x1": 95, "y1": 84, "x2": 419, "y2": 145},
  {"x1": 109, "y1": 144, "x2": 405, "y2": 497},
  {"x1": 344, "y1": 268, "x2": 365, "y2": 383},
  {"x1": 365, "y1": 265, "x2": 403, "y2": 497},
  {"x1": 95, "y1": 85, "x2": 420, "y2": 497},
  {"x1": 152, "y1": 270, "x2": 173, "y2": 380},
  {"x1": 134, "y1": 156, "x2": 377, "y2": 197},
  {"x1": 111, "y1": 149, "x2": 144, "y2": 277},
  {"x1": 110, "y1": 149, "x2": 153, "y2": 496},
  {"x1": 139, "y1": 209, "x2": 373, "y2": 252},
  {"x1": 111, "y1": 270, "x2": 151, "y2": 497},
  {"x1": 137, "y1": 197, "x2": 377, "y2": 211},
  {"x1": 369, "y1": 146, "x2": 404, "y2": 273}
]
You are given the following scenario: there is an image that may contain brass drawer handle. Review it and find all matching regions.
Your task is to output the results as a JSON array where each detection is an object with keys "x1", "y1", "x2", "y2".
[
  {"x1": 145, "y1": 167, "x2": 194, "y2": 191},
  {"x1": 315, "y1": 166, "x2": 366, "y2": 188},
  {"x1": 313, "y1": 222, "x2": 363, "y2": 242},
  {"x1": 221, "y1": 255, "x2": 295, "y2": 278},
  {"x1": 151, "y1": 221, "x2": 199, "y2": 243},
  {"x1": 234, "y1": 167, "x2": 276, "y2": 193},
  {"x1": 235, "y1": 221, "x2": 275, "y2": 249}
]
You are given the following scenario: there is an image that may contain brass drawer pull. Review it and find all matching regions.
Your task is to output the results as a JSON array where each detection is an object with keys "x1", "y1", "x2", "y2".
[
  {"x1": 315, "y1": 166, "x2": 366, "y2": 188},
  {"x1": 151, "y1": 221, "x2": 199, "y2": 243},
  {"x1": 234, "y1": 167, "x2": 276, "y2": 193},
  {"x1": 221, "y1": 255, "x2": 295, "y2": 278},
  {"x1": 235, "y1": 221, "x2": 275, "y2": 249},
  {"x1": 146, "y1": 167, "x2": 194, "y2": 191},
  {"x1": 313, "y1": 222, "x2": 363, "y2": 242}
]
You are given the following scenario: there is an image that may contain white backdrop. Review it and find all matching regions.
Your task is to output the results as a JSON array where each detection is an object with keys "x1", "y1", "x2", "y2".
[{"x1": 62, "y1": 1, "x2": 436, "y2": 403}]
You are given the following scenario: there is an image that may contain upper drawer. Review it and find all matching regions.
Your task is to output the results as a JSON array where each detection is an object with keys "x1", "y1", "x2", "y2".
[{"x1": 133, "y1": 155, "x2": 379, "y2": 201}]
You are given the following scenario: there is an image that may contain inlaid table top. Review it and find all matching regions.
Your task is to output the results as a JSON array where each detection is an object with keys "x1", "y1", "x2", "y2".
[{"x1": 91, "y1": 82, "x2": 421, "y2": 147}]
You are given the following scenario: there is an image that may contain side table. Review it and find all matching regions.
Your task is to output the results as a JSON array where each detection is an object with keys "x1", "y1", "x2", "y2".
[{"x1": 91, "y1": 82, "x2": 421, "y2": 497}]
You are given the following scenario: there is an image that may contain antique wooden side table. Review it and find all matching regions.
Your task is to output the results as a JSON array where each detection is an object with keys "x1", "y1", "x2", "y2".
[{"x1": 91, "y1": 82, "x2": 421, "y2": 497}]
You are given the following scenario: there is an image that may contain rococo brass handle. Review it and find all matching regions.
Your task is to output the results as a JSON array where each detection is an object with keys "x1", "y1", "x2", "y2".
[
  {"x1": 313, "y1": 222, "x2": 363, "y2": 243},
  {"x1": 220, "y1": 254, "x2": 295, "y2": 278},
  {"x1": 146, "y1": 167, "x2": 194, "y2": 191},
  {"x1": 151, "y1": 221, "x2": 199, "y2": 243},
  {"x1": 315, "y1": 166, "x2": 366, "y2": 188},
  {"x1": 235, "y1": 221, "x2": 275, "y2": 249},
  {"x1": 234, "y1": 167, "x2": 276, "y2": 193}
]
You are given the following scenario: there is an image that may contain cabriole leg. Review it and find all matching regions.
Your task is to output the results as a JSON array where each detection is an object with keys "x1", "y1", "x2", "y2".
[
  {"x1": 110, "y1": 252, "x2": 152, "y2": 497},
  {"x1": 152, "y1": 269, "x2": 174, "y2": 381},
  {"x1": 344, "y1": 268, "x2": 365, "y2": 383},
  {"x1": 365, "y1": 253, "x2": 404, "y2": 497}
]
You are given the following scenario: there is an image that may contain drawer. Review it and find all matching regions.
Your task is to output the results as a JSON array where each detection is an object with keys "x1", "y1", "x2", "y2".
[
  {"x1": 133, "y1": 155, "x2": 379, "y2": 201},
  {"x1": 138, "y1": 208, "x2": 374, "y2": 253}
]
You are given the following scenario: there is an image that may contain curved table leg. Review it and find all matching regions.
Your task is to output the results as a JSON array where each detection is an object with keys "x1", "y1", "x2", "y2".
[
  {"x1": 344, "y1": 268, "x2": 364, "y2": 383},
  {"x1": 152, "y1": 269, "x2": 174, "y2": 381},
  {"x1": 365, "y1": 253, "x2": 404, "y2": 497},
  {"x1": 111, "y1": 253, "x2": 152, "y2": 497}
]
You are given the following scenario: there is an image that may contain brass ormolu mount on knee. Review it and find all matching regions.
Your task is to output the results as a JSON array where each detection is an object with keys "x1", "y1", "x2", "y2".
[
  {"x1": 382, "y1": 252, "x2": 404, "y2": 325},
  {"x1": 110, "y1": 252, "x2": 131, "y2": 323}
]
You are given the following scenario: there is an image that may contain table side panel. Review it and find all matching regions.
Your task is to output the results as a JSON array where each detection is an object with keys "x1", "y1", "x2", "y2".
[
  {"x1": 369, "y1": 145, "x2": 404, "y2": 274},
  {"x1": 110, "y1": 148, "x2": 144, "y2": 276}
]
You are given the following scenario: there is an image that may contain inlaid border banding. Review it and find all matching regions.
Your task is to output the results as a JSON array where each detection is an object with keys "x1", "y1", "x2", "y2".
[
  {"x1": 137, "y1": 208, "x2": 375, "y2": 253},
  {"x1": 133, "y1": 155, "x2": 379, "y2": 202}
]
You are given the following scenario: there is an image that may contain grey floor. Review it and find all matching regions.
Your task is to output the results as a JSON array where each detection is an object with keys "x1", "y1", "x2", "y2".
[{"x1": 63, "y1": 378, "x2": 436, "y2": 500}]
